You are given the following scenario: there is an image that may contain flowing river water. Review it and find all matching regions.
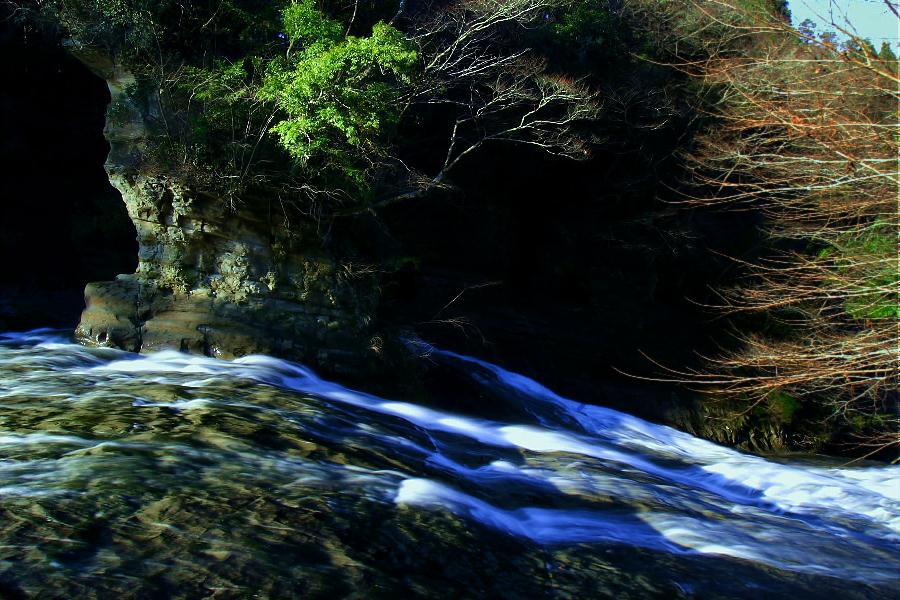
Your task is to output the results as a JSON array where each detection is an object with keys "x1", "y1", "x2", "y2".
[{"x1": 0, "y1": 329, "x2": 897, "y2": 598}]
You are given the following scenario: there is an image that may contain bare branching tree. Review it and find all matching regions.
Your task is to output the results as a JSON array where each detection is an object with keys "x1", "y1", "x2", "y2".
[
  {"x1": 401, "y1": 0, "x2": 601, "y2": 191},
  {"x1": 628, "y1": 0, "x2": 899, "y2": 456}
]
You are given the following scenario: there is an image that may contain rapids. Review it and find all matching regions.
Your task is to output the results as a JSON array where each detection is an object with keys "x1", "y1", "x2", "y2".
[{"x1": 0, "y1": 329, "x2": 897, "y2": 598}]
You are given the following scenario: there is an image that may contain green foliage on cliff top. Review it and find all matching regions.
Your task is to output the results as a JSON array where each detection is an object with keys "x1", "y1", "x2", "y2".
[
  {"x1": 39, "y1": 0, "x2": 613, "y2": 205},
  {"x1": 174, "y1": 1, "x2": 416, "y2": 194},
  {"x1": 260, "y1": 3, "x2": 418, "y2": 188}
]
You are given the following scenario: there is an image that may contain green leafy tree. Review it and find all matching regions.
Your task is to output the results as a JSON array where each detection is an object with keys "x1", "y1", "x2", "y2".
[
  {"x1": 259, "y1": 1, "x2": 418, "y2": 189},
  {"x1": 138, "y1": 0, "x2": 417, "y2": 197}
]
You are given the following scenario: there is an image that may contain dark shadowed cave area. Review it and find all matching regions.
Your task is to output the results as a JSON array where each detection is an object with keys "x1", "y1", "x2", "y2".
[
  {"x1": 0, "y1": 19, "x2": 137, "y2": 330},
  {"x1": 353, "y1": 129, "x2": 764, "y2": 420}
]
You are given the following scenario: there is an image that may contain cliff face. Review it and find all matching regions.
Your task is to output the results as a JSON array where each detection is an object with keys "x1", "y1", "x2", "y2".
[{"x1": 72, "y1": 50, "x2": 383, "y2": 376}]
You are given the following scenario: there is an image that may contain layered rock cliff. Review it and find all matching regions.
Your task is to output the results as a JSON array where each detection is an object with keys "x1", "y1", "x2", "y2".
[{"x1": 71, "y1": 50, "x2": 384, "y2": 376}]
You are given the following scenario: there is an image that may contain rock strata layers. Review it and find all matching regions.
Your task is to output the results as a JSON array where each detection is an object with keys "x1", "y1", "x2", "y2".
[{"x1": 72, "y1": 49, "x2": 382, "y2": 376}]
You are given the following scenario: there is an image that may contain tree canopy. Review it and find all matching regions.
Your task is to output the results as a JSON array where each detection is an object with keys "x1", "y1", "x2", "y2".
[{"x1": 23, "y1": 0, "x2": 605, "y2": 203}]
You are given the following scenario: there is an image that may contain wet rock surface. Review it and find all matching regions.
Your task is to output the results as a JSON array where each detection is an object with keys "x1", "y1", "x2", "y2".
[{"x1": 74, "y1": 174, "x2": 381, "y2": 375}]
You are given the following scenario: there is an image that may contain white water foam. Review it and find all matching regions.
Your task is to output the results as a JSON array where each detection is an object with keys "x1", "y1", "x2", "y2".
[
  {"x1": 432, "y1": 349, "x2": 900, "y2": 536},
  {"x1": 4, "y1": 331, "x2": 897, "y2": 581}
]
